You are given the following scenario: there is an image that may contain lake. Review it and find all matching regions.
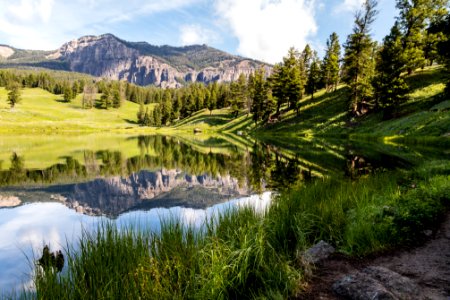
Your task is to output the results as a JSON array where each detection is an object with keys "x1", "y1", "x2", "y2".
[{"x1": 0, "y1": 133, "x2": 447, "y2": 294}]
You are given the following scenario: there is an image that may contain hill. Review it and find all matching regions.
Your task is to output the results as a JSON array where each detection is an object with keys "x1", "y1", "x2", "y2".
[
  {"x1": 0, "y1": 34, "x2": 270, "y2": 87},
  {"x1": 174, "y1": 66, "x2": 450, "y2": 141},
  {"x1": 0, "y1": 66, "x2": 448, "y2": 141}
]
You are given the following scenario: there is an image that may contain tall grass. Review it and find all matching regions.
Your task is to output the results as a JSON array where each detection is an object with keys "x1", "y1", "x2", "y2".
[{"x1": 24, "y1": 164, "x2": 450, "y2": 299}]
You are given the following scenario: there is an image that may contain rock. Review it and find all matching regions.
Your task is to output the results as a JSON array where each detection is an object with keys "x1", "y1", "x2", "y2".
[
  {"x1": 46, "y1": 34, "x2": 271, "y2": 87},
  {"x1": 304, "y1": 240, "x2": 335, "y2": 264},
  {"x1": 362, "y1": 266, "x2": 420, "y2": 299},
  {"x1": 333, "y1": 266, "x2": 422, "y2": 300},
  {"x1": 0, "y1": 195, "x2": 21, "y2": 207},
  {"x1": 333, "y1": 271, "x2": 396, "y2": 300}
]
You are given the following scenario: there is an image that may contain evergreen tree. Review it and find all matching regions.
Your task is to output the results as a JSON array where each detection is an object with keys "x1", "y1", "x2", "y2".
[
  {"x1": 152, "y1": 104, "x2": 162, "y2": 127},
  {"x1": 112, "y1": 88, "x2": 122, "y2": 108},
  {"x1": 161, "y1": 90, "x2": 173, "y2": 125},
  {"x1": 63, "y1": 84, "x2": 74, "y2": 103},
  {"x1": 143, "y1": 108, "x2": 152, "y2": 126},
  {"x1": 373, "y1": 22, "x2": 409, "y2": 118},
  {"x1": 322, "y1": 32, "x2": 341, "y2": 92},
  {"x1": 271, "y1": 47, "x2": 303, "y2": 115},
  {"x1": 137, "y1": 102, "x2": 145, "y2": 125},
  {"x1": 6, "y1": 81, "x2": 21, "y2": 108},
  {"x1": 396, "y1": 0, "x2": 448, "y2": 73},
  {"x1": 250, "y1": 68, "x2": 273, "y2": 124},
  {"x1": 100, "y1": 87, "x2": 112, "y2": 109},
  {"x1": 433, "y1": 14, "x2": 450, "y2": 95},
  {"x1": 342, "y1": 0, "x2": 378, "y2": 115},
  {"x1": 173, "y1": 91, "x2": 182, "y2": 120},
  {"x1": 72, "y1": 81, "x2": 80, "y2": 96},
  {"x1": 306, "y1": 51, "x2": 321, "y2": 100},
  {"x1": 230, "y1": 73, "x2": 248, "y2": 118}
]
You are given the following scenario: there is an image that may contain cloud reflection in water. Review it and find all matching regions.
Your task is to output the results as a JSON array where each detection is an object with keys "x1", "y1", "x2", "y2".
[{"x1": 0, "y1": 192, "x2": 271, "y2": 293}]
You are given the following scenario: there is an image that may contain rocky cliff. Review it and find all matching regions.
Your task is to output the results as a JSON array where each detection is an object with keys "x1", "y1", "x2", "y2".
[
  {"x1": 2, "y1": 34, "x2": 271, "y2": 87},
  {"x1": 45, "y1": 168, "x2": 249, "y2": 217}
]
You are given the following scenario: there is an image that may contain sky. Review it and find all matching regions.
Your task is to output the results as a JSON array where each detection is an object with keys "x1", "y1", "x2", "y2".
[{"x1": 0, "y1": 0, "x2": 398, "y2": 64}]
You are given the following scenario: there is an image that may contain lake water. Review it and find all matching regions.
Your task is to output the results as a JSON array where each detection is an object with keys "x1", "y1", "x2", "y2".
[{"x1": 0, "y1": 134, "x2": 446, "y2": 294}]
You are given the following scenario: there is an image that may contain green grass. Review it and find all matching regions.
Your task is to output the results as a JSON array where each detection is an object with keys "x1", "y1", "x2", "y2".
[
  {"x1": 0, "y1": 87, "x2": 159, "y2": 132},
  {"x1": 17, "y1": 161, "x2": 449, "y2": 299},
  {"x1": 253, "y1": 66, "x2": 450, "y2": 139},
  {"x1": 1, "y1": 66, "x2": 448, "y2": 138}
]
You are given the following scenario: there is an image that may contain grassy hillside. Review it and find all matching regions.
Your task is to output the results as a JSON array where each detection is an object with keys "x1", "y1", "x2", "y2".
[
  {"x1": 256, "y1": 66, "x2": 449, "y2": 138},
  {"x1": 0, "y1": 87, "x2": 156, "y2": 132},
  {"x1": 172, "y1": 66, "x2": 449, "y2": 140},
  {"x1": 0, "y1": 66, "x2": 448, "y2": 138}
]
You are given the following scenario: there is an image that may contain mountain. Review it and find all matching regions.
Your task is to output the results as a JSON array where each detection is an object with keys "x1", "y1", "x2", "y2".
[
  {"x1": 0, "y1": 34, "x2": 271, "y2": 87},
  {"x1": 27, "y1": 169, "x2": 250, "y2": 217}
]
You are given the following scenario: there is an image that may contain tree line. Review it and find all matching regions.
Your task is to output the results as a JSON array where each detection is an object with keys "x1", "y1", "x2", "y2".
[
  {"x1": 137, "y1": 0, "x2": 449, "y2": 126},
  {"x1": 1, "y1": 0, "x2": 449, "y2": 125}
]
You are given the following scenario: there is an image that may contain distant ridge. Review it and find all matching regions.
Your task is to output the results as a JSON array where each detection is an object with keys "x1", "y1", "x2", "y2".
[{"x1": 0, "y1": 34, "x2": 271, "y2": 87}]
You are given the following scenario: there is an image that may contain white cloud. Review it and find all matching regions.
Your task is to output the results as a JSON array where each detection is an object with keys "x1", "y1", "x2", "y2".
[
  {"x1": 214, "y1": 0, "x2": 318, "y2": 63},
  {"x1": 179, "y1": 24, "x2": 219, "y2": 45},
  {"x1": 0, "y1": 0, "x2": 200, "y2": 50},
  {"x1": 5, "y1": 0, "x2": 54, "y2": 23},
  {"x1": 334, "y1": 0, "x2": 364, "y2": 14}
]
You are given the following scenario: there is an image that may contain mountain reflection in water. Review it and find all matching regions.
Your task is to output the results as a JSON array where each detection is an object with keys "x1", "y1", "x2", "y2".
[{"x1": 0, "y1": 134, "x2": 445, "y2": 294}]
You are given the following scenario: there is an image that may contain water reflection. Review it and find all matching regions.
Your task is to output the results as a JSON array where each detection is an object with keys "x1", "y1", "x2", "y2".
[
  {"x1": 0, "y1": 192, "x2": 271, "y2": 292},
  {"x1": 0, "y1": 134, "x2": 445, "y2": 294}
]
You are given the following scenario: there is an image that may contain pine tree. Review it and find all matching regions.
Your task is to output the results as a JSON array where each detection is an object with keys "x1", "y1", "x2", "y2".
[
  {"x1": 396, "y1": 0, "x2": 448, "y2": 73},
  {"x1": 342, "y1": 0, "x2": 378, "y2": 115},
  {"x1": 433, "y1": 14, "x2": 450, "y2": 95},
  {"x1": 322, "y1": 32, "x2": 341, "y2": 92},
  {"x1": 152, "y1": 104, "x2": 162, "y2": 127},
  {"x1": 373, "y1": 22, "x2": 409, "y2": 118},
  {"x1": 250, "y1": 68, "x2": 273, "y2": 124},
  {"x1": 63, "y1": 84, "x2": 74, "y2": 103},
  {"x1": 6, "y1": 81, "x2": 21, "y2": 108},
  {"x1": 161, "y1": 90, "x2": 173, "y2": 125},
  {"x1": 143, "y1": 108, "x2": 152, "y2": 126},
  {"x1": 137, "y1": 102, "x2": 145, "y2": 125},
  {"x1": 173, "y1": 91, "x2": 182, "y2": 120},
  {"x1": 112, "y1": 88, "x2": 122, "y2": 108},
  {"x1": 230, "y1": 73, "x2": 248, "y2": 118},
  {"x1": 271, "y1": 47, "x2": 303, "y2": 115},
  {"x1": 100, "y1": 87, "x2": 112, "y2": 109},
  {"x1": 306, "y1": 51, "x2": 321, "y2": 100}
]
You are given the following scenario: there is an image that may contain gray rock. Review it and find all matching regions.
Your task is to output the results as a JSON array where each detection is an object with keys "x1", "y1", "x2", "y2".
[
  {"x1": 362, "y1": 266, "x2": 420, "y2": 299},
  {"x1": 332, "y1": 272, "x2": 397, "y2": 300},
  {"x1": 48, "y1": 34, "x2": 271, "y2": 87},
  {"x1": 333, "y1": 266, "x2": 422, "y2": 300},
  {"x1": 304, "y1": 240, "x2": 335, "y2": 264}
]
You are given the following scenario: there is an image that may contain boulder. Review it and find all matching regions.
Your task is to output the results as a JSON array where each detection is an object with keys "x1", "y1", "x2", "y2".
[
  {"x1": 333, "y1": 271, "x2": 396, "y2": 300},
  {"x1": 304, "y1": 240, "x2": 335, "y2": 264},
  {"x1": 333, "y1": 266, "x2": 422, "y2": 300}
]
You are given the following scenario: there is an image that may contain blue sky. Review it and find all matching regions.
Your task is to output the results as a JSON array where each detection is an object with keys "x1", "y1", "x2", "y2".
[{"x1": 0, "y1": 0, "x2": 397, "y2": 63}]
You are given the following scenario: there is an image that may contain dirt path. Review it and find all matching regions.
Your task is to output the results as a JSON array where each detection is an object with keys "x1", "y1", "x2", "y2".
[{"x1": 299, "y1": 214, "x2": 450, "y2": 299}]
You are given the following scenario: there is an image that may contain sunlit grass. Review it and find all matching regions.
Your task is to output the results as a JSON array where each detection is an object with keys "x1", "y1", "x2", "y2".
[
  {"x1": 0, "y1": 87, "x2": 158, "y2": 132},
  {"x1": 21, "y1": 161, "x2": 450, "y2": 299}
]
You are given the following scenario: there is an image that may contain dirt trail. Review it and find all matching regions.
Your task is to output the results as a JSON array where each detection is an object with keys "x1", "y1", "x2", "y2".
[{"x1": 300, "y1": 213, "x2": 450, "y2": 299}]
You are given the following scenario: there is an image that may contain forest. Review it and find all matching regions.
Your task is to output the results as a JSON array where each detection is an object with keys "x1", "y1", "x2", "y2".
[{"x1": 0, "y1": 0, "x2": 449, "y2": 130}]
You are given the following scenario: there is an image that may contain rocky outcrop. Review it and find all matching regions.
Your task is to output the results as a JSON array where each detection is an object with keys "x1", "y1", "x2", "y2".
[
  {"x1": 332, "y1": 266, "x2": 422, "y2": 300},
  {"x1": 46, "y1": 34, "x2": 270, "y2": 87}
]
